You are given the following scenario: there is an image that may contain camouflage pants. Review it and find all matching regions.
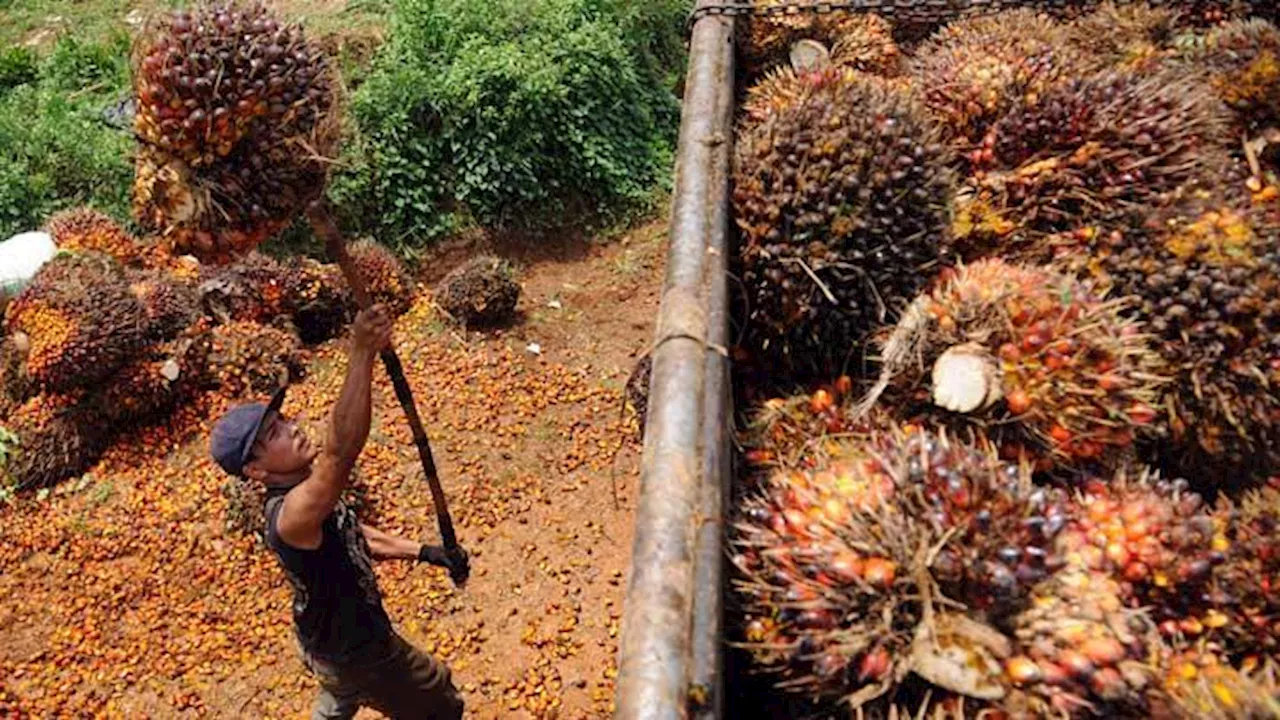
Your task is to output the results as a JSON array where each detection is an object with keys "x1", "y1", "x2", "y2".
[{"x1": 301, "y1": 634, "x2": 464, "y2": 720}]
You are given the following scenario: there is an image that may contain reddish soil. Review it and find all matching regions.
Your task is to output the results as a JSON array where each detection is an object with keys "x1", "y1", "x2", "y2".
[{"x1": 0, "y1": 217, "x2": 668, "y2": 719}]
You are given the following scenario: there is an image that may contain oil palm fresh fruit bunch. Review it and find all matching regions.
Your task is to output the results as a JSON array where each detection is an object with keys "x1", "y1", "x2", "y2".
[
  {"x1": 435, "y1": 255, "x2": 520, "y2": 328},
  {"x1": 2, "y1": 252, "x2": 148, "y2": 393},
  {"x1": 282, "y1": 256, "x2": 353, "y2": 344},
  {"x1": 739, "y1": 6, "x2": 898, "y2": 78},
  {"x1": 1060, "y1": 2, "x2": 1181, "y2": 72},
  {"x1": 0, "y1": 337, "x2": 34, "y2": 419},
  {"x1": 348, "y1": 239, "x2": 414, "y2": 317},
  {"x1": 97, "y1": 328, "x2": 211, "y2": 426},
  {"x1": 860, "y1": 259, "x2": 1167, "y2": 471},
  {"x1": 1179, "y1": 18, "x2": 1280, "y2": 133},
  {"x1": 1056, "y1": 473, "x2": 1227, "y2": 630},
  {"x1": 205, "y1": 320, "x2": 308, "y2": 398},
  {"x1": 1157, "y1": 649, "x2": 1280, "y2": 719},
  {"x1": 196, "y1": 250, "x2": 292, "y2": 324},
  {"x1": 909, "y1": 9, "x2": 1086, "y2": 159},
  {"x1": 624, "y1": 353, "x2": 652, "y2": 442},
  {"x1": 1001, "y1": 566, "x2": 1160, "y2": 718},
  {"x1": 1075, "y1": 184, "x2": 1280, "y2": 484},
  {"x1": 739, "y1": 376, "x2": 872, "y2": 473},
  {"x1": 731, "y1": 427, "x2": 1069, "y2": 708},
  {"x1": 44, "y1": 207, "x2": 141, "y2": 267},
  {"x1": 131, "y1": 0, "x2": 337, "y2": 263},
  {"x1": 0, "y1": 392, "x2": 107, "y2": 490},
  {"x1": 1197, "y1": 484, "x2": 1280, "y2": 661},
  {"x1": 957, "y1": 67, "x2": 1232, "y2": 261},
  {"x1": 733, "y1": 73, "x2": 953, "y2": 379},
  {"x1": 128, "y1": 269, "x2": 199, "y2": 343}
]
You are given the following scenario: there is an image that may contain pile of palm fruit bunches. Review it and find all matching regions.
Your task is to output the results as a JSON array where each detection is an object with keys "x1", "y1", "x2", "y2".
[
  {"x1": 0, "y1": 1, "x2": 418, "y2": 491},
  {"x1": 727, "y1": 2, "x2": 1280, "y2": 718}
]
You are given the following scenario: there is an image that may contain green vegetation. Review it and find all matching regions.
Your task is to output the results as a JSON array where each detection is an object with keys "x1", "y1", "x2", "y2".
[
  {"x1": 0, "y1": 32, "x2": 135, "y2": 238},
  {"x1": 0, "y1": 0, "x2": 687, "y2": 251}
]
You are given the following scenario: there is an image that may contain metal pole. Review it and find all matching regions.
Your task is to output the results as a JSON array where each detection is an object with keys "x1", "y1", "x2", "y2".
[
  {"x1": 307, "y1": 201, "x2": 470, "y2": 586},
  {"x1": 613, "y1": 2, "x2": 735, "y2": 716}
]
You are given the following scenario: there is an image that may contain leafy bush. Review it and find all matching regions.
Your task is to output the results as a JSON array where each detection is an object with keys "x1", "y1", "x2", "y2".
[
  {"x1": 0, "y1": 47, "x2": 38, "y2": 94},
  {"x1": 332, "y1": 0, "x2": 687, "y2": 249},
  {"x1": 0, "y1": 33, "x2": 134, "y2": 238}
]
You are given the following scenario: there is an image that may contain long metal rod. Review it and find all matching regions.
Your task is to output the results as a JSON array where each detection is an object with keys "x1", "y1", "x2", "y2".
[
  {"x1": 307, "y1": 202, "x2": 469, "y2": 586},
  {"x1": 689, "y1": 12, "x2": 735, "y2": 713},
  {"x1": 613, "y1": 2, "x2": 735, "y2": 717}
]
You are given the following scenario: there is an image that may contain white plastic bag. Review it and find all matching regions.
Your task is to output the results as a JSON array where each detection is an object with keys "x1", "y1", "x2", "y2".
[{"x1": 0, "y1": 231, "x2": 56, "y2": 298}]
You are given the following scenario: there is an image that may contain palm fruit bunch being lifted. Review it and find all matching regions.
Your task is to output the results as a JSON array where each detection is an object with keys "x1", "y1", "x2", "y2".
[
  {"x1": 859, "y1": 258, "x2": 1167, "y2": 471},
  {"x1": 732, "y1": 73, "x2": 953, "y2": 380},
  {"x1": 131, "y1": 0, "x2": 336, "y2": 263},
  {"x1": 731, "y1": 425, "x2": 1073, "y2": 711}
]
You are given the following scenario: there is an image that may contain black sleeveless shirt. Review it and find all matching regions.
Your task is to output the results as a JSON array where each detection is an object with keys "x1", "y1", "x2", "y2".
[{"x1": 264, "y1": 488, "x2": 392, "y2": 663}]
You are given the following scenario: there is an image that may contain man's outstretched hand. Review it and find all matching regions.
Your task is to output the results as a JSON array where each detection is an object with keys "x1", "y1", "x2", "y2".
[
  {"x1": 418, "y1": 544, "x2": 471, "y2": 585},
  {"x1": 352, "y1": 304, "x2": 394, "y2": 355}
]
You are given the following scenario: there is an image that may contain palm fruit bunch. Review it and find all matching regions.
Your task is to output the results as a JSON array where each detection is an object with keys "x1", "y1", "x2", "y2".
[
  {"x1": 205, "y1": 321, "x2": 309, "y2": 398},
  {"x1": 862, "y1": 259, "x2": 1167, "y2": 469},
  {"x1": 624, "y1": 353, "x2": 652, "y2": 442},
  {"x1": 282, "y1": 257, "x2": 354, "y2": 343},
  {"x1": 347, "y1": 239, "x2": 414, "y2": 317},
  {"x1": 1179, "y1": 18, "x2": 1280, "y2": 132},
  {"x1": 738, "y1": 5, "x2": 898, "y2": 78},
  {"x1": 96, "y1": 328, "x2": 211, "y2": 425},
  {"x1": 741, "y1": 64, "x2": 855, "y2": 127},
  {"x1": 909, "y1": 10, "x2": 1086, "y2": 158},
  {"x1": 1061, "y1": 2, "x2": 1180, "y2": 72},
  {"x1": 0, "y1": 337, "x2": 34, "y2": 418},
  {"x1": 957, "y1": 66, "x2": 1232, "y2": 260},
  {"x1": 434, "y1": 255, "x2": 520, "y2": 328},
  {"x1": 1199, "y1": 484, "x2": 1280, "y2": 660},
  {"x1": 739, "y1": 377, "x2": 884, "y2": 474},
  {"x1": 1083, "y1": 184, "x2": 1280, "y2": 482},
  {"x1": 732, "y1": 73, "x2": 953, "y2": 379},
  {"x1": 128, "y1": 270, "x2": 199, "y2": 343},
  {"x1": 1055, "y1": 474, "x2": 1228, "y2": 629},
  {"x1": 1157, "y1": 649, "x2": 1280, "y2": 719},
  {"x1": 44, "y1": 207, "x2": 141, "y2": 267},
  {"x1": 1002, "y1": 566, "x2": 1160, "y2": 718},
  {"x1": 196, "y1": 251, "x2": 292, "y2": 324},
  {"x1": 2, "y1": 251, "x2": 148, "y2": 393},
  {"x1": 730, "y1": 427, "x2": 1070, "y2": 708},
  {"x1": 131, "y1": 0, "x2": 337, "y2": 263},
  {"x1": 0, "y1": 392, "x2": 106, "y2": 490}
]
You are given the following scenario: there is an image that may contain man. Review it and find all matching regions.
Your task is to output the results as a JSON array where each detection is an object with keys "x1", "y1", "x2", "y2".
[{"x1": 210, "y1": 304, "x2": 467, "y2": 719}]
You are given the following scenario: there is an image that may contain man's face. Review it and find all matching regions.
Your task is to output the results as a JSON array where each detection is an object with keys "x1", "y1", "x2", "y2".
[{"x1": 244, "y1": 413, "x2": 317, "y2": 483}]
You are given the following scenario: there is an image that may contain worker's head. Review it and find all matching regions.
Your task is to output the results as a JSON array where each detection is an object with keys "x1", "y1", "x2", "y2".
[{"x1": 210, "y1": 387, "x2": 317, "y2": 485}]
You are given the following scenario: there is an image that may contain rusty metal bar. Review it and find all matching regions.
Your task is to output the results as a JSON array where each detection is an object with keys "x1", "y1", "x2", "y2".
[{"x1": 613, "y1": 1, "x2": 736, "y2": 717}]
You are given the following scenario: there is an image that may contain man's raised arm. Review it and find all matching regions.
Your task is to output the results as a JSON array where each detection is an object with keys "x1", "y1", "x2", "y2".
[{"x1": 277, "y1": 305, "x2": 394, "y2": 549}]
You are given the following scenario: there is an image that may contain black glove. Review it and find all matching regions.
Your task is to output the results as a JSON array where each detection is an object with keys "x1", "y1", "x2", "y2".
[{"x1": 418, "y1": 544, "x2": 470, "y2": 585}]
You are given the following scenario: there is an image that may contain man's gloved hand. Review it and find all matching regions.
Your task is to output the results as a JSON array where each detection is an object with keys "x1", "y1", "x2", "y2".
[{"x1": 418, "y1": 544, "x2": 470, "y2": 584}]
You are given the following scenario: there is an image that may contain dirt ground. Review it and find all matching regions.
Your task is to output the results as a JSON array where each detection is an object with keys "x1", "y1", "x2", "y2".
[{"x1": 0, "y1": 217, "x2": 668, "y2": 719}]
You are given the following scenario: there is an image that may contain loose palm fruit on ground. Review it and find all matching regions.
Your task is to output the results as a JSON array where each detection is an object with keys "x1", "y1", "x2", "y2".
[
  {"x1": 731, "y1": 428, "x2": 1066, "y2": 707},
  {"x1": 2, "y1": 252, "x2": 147, "y2": 393},
  {"x1": 44, "y1": 207, "x2": 141, "y2": 267},
  {"x1": 1002, "y1": 566, "x2": 1159, "y2": 718},
  {"x1": 0, "y1": 392, "x2": 107, "y2": 490},
  {"x1": 862, "y1": 259, "x2": 1167, "y2": 470},
  {"x1": 131, "y1": 1, "x2": 337, "y2": 262},
  {"x1": 205, "y1": 320, "x2": 309, "y2": 399},
  {"x1": 282, "y1": 256, "x2": 354, "y2": 344},
  {"x1": 435, "y1": 255, "x2": 520, "y2": 328},
  {"x1": 733, "y1": 72, "x2": 953, "y2": 380},
  {"x1": 348, "y1": 239, "x2": 414, "y2": 317},
  {"x1": 909, "y1": 9, "x2": 1085, "y2": 157}
]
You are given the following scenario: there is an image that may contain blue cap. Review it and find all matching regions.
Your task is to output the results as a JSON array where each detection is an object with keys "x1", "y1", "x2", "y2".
[{"x1": 210, "y1": 387, "x2": 287, "y2": 477}]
